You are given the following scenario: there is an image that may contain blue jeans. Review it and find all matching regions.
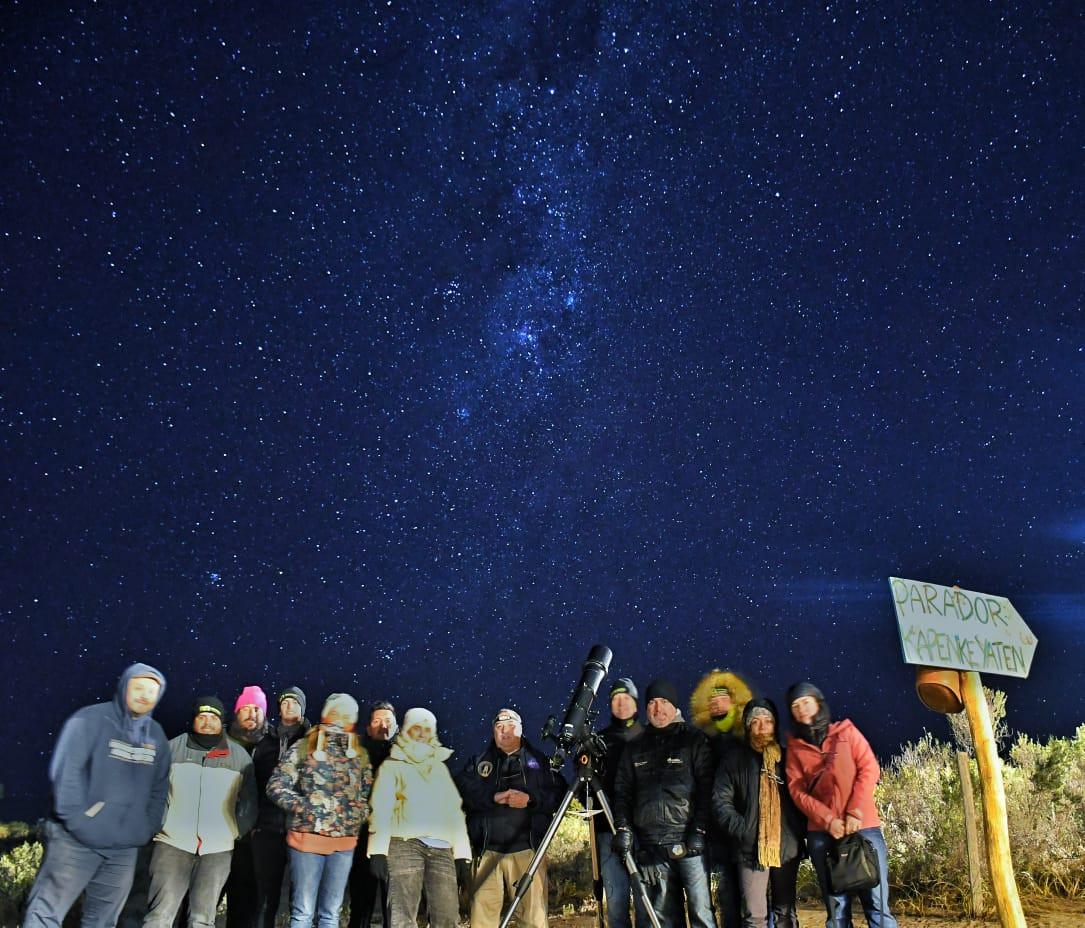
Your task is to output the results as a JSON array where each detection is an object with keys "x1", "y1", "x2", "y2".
[
  {"x1": 807, "y1": 829, "x2": 898, "y2": 928},
  {"x1": 599, "y1": 838, "x2": 650, "y2": 928},
  {"x1": 288, "y1": 847, "x2": 355, "y2": 928},
  {"x1": 23, "y1": 820, "x2": 138, "y2": 928},
  {"x1": 646, "y1": 854, "x2": 717, "y2": 928}
]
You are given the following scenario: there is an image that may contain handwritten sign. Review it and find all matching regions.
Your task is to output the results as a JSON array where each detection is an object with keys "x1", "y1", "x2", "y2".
[{"x1": 889, "y1": 578, "x2": 1038, "y2": 679}]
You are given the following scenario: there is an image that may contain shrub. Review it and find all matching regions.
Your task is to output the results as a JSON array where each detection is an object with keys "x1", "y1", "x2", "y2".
[
  {"x1": 0, "y1": 821, "x2": 34, "y2": 842},
  {"x1": 0, "y1": 839, "x2": 43, "y2": 918},
  {"x1": 547, "y1": 798, "x2": 595, "y2": 913}
]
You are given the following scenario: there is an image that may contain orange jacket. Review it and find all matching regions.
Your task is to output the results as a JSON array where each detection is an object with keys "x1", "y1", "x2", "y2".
[{"x1": 785, "y1": 719, "x2": 881, "y2": 833}]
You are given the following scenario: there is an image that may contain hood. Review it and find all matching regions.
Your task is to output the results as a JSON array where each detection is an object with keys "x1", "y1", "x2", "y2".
[
  {"x1": 690, "y1": 669, "x2": 752, "y2": 737},
  {"x1": 742, "y1": 696, "x2": 779, "y2": 728},
  {"x1": 113, "y1": 662, "x2": 166, "y2": 743}
]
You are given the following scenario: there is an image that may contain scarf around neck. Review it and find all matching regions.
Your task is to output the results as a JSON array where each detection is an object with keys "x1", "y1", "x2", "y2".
[
  {"x1": 752, "y1": 735, "x2": 783, "y2": 868},
  {"x1": 392, "y1": 734, "x2": 452, "y2": 777}
]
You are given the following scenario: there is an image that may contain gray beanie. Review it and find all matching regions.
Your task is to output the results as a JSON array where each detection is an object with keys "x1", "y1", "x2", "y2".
[
  {"x1": 278, "y1": 686, "x2": 307, "y2": 718},
  {"x1": 610, "y1": 677, "x2": 639, "y2": 703}
]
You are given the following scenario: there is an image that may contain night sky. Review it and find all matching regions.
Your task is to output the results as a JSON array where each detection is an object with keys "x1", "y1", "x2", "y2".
[{"x1": 2, "y1": 2, "x2": 1082, "y2": 820}]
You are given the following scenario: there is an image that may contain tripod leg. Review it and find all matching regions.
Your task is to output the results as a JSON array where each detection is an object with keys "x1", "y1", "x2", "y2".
[
  {"x1": 591, "y1": 782, "x2": 662, "y2": 928},
  {"x1": 586, "y1": 790, "x2": 605, "y2": 928},
  {"x1": 497, "y1": 782, "x2": 579, "y2": 928}
]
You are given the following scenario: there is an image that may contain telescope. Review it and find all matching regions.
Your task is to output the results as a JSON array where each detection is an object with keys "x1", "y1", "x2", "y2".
[
  {"x1": 542, "y1": 644, "x2": 612, "y2": 763},
  {"x1": 501, "y1": 644, "x2": 661, "y2": 928}
]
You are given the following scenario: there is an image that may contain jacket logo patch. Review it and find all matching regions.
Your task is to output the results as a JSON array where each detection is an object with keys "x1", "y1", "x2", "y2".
[
  {"x1": 109, "y1": 739, "x2": 157, "y2": 765},
  {"x1": 477, "y1": 760, "x2": 494, "y2": 778},
  {"x1": 526, "y1": 757, "x2": 539, "y2": 770},
  {"x1": 634, "y1": 760, "x2": 648, "y2": 767},
  {"x1": 666, "y1": 757, "x2": 683, "y2": 765}
]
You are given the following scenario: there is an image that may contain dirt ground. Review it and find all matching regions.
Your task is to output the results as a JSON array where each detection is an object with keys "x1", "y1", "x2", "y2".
[{"x1": 551, "y1": 899, "x2": 1085, "y2": 928}]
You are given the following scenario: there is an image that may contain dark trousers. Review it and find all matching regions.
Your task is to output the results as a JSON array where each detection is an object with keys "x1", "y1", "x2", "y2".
[
  {"x1": 23, "y1": 820, "x2": 138, "y2": 928},
  {"x1": 347, "y1": 833, "x2": 389, "y2": 928},
  {"x1": 712, "y1": 852, "x2": 742, "y2": 928},
  {"x1": 386, "y1": 838, "x2": 459, "y2": 928},
  {"x1": 224, "y1": 833, "x2": 258, "y2": 928},
  {"x1": 251, "y1": 829, "x2": 289, "y2": 928},
  {"x1": 144, "y1": 842, "x2": 233, "y2": 928},
  {"x1": 737, "y1": 858, "x2": 800, "y2": 928}
]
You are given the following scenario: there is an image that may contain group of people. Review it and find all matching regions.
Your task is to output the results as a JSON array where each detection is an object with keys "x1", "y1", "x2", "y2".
[
  {"x1": 600, "y1": 672, "x2": 897, "y2": 928},
  {"x1": 21, "y1": 661, "x2": 897, "y2": 928}
]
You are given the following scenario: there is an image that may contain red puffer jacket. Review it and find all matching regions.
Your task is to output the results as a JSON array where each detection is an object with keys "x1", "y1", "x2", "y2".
[{"x1": 785, "y1": 719, "x2": 881, "y2": 833}]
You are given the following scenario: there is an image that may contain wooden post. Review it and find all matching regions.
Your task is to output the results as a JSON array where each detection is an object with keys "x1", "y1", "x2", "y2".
[
  {"x1": 956, "y1": 750, "x2": 985, "y2": 916},
  {"x1": 959, "y1": 671, "x2": 1026, "y2": 928}
]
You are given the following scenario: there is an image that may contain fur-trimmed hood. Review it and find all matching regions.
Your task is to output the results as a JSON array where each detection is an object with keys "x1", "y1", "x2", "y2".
[{"x1": 690, "y1": 669, "x2": 753, "y2": 739}]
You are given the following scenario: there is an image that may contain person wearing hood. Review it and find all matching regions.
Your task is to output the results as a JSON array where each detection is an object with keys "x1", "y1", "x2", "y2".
[
  {"x1": 224, "y1": 684, "x2": 270, "y2": 928},
  {"x1": 268, "y1": 694, "x2": 374, "y2": 928},
  {"x1": 594, "y1": 678, "x2": 649, "y2": 928},
  {"x1": 143, "y1": 696, "x2": 258, "y2": 928},
  {"x1": 23, "y1": 662, "x2": 170, "y2": 928},
  {"x1": 347, "y1": 700, "x2": 398, "y2": 928},
  {"x1": 366, "y1": 708, "x2": 471, "y2": 928},
  {"x1": 251, "y1": 686, "x2": 312, "y2": 928},
  {"x1": 612, "y1": 680, "x2": 716, "y2": 928},
  {"x1": 690, "y1": 669, "x2": 753, "y2": 928},
  {"x1": 785, "y1": 683, "x2": 897, "y2": 928},
  {"x1": 454, "y1": 707, "x2": 566, "y2": 928},
  {"x1": 712, "y1": 699, "x2": 805, "y2": 928}
]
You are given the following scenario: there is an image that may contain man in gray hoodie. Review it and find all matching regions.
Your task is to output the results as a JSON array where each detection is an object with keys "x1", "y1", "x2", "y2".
[{"x1": 23, "y1": 662, "x2": 171, "y2": 928}]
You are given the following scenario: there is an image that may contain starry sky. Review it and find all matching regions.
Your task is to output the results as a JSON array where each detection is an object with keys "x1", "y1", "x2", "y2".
[{"x1": 2, "y1": 2, "x2": 1082, "y2": 819}]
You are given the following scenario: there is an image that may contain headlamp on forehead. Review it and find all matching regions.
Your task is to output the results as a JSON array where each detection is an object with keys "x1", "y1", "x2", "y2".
[
  {"x1": 493, "y1": 709, "x2": 523, "y2": 736},
  {"x1": 198, "y1": 704, "x2": 223, "y2": 718}
]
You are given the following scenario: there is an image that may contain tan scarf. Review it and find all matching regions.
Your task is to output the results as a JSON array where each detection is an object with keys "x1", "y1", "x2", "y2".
[{"x1": 752, "y1": 734, "x2": 783, "y2": 868}]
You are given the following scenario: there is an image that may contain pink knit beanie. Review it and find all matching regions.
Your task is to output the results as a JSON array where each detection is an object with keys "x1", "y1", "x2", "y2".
[{"x1": 234, "y1": 685, "x2": 268, "y2": 716}]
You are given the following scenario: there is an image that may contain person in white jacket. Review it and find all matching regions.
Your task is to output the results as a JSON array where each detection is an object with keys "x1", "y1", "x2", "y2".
[
  {"x1": 144, "y1": 695, "x2": 257, "y2": 928},
  {"x1": 366, "y1": 708, "x2": 471, "y2": 928}
]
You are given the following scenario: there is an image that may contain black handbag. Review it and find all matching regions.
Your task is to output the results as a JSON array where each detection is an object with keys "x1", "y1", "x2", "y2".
[{"x1": 828, "y1": 833, "x2": 880, "y2": 893}]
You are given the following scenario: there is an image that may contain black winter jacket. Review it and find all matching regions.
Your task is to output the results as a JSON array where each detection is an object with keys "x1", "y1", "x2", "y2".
[
  {"x1": 592, "y1": 717, "x2": 644, "y2": 835},
  {"x1": 455, "y1": 738, "x2": 566, "y2": 857},
  {"x1": 253, "y1": 720, "x2": 311, "y2": 831},
  {"x1": 613, "y1": 721, "x2": 714, "y2": 847},
  {"x1": 704, "y1": 729, "x2": 744, "y2": 859},
  {"x1": 712, "y1": 744, "x2": 806, "y2": 868}
]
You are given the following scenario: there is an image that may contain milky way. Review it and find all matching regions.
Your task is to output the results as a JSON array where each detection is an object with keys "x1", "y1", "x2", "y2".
[{"x1": 2, "y1": 2, "x2": 1081, "y2": 817}]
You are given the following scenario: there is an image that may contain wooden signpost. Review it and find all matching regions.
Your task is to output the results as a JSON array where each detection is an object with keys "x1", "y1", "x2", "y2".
[{"x1": 890, "y1": 577, "x2": 1038, "y2": 928}]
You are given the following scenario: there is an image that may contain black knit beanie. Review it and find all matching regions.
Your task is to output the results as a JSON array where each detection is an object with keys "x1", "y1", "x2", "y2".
[
  {"x1": 786, "y1": 682, "x2": 832, "y2": 746},
  {"x1": 645, "y1": 679, "x2": 679, "y2": 708},
  {"x1": 190, "y1": 695, "x2": 226, "y2": 750},
  {"x1": 192, "y1": 695, "x2": 225, "y2": 722},
  {"x1": 786, "y1": 682, "x2": 825, "y2": 705}
]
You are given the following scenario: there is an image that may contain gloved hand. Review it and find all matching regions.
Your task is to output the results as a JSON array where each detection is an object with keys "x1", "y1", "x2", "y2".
[
  {"x1": 685, "y1": 830, "x2": 706, "y2": 857},
  {"x1": 637, "y1": 863, "x2": 661, "y2": 887},
  {"x1": 456, "y1": 858, "x2": 472, "y2": 887},
  {"x1": 612, "y1": 827, "x2": 634, "y2": 856},
  {"x1": 369, "y1": 854, "x2": 388, "y2": 882}
]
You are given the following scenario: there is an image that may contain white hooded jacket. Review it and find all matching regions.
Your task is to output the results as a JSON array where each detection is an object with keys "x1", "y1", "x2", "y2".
[{"x1": 367, "y1": 725, "x2": 471, "y2": 859}]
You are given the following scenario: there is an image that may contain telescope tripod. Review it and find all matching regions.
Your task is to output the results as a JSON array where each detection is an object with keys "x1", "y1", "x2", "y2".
[{"x1": 497, "y1": 744, "x2": 661, "y2": 928}]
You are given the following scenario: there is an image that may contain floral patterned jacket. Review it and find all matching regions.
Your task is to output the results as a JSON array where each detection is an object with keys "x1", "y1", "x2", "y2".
[{"x1": 267, "y1": 724, "x2": 373, "y2": 837}]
